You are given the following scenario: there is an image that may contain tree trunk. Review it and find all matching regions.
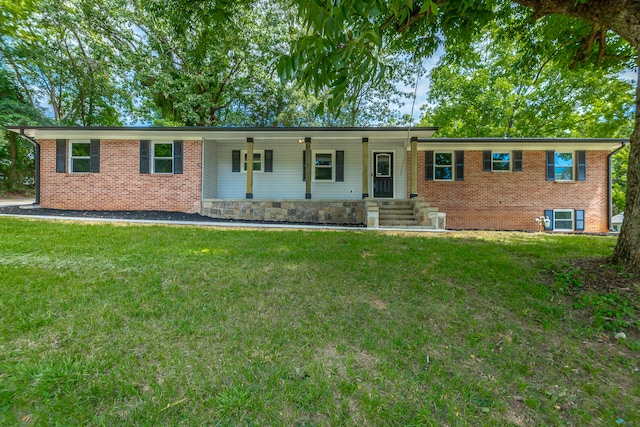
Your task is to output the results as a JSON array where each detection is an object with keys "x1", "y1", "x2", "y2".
[
  {"x1": 7, "y1": 131, "x2": 18, "y2": 192},
  {"x1": 611, "y1": 52, "x2": 640, "y2": 271}
]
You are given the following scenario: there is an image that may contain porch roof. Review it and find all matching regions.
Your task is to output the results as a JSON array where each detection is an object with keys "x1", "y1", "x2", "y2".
[{"x1": 7, "y1": 126, "x2": 438, "y2": 142}]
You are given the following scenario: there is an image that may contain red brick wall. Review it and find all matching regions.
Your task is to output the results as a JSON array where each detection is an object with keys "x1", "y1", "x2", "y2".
[
  {"x1": 38, "y1": 139, "x2": 202, "y2": 213},
  {"x1": 409, "y1": 150, "x2": 610, "y2": 232}
]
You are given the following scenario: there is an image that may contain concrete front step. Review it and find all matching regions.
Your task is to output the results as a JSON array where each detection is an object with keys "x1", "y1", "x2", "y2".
[
  {"x1": 380, "y1": 225, "x2": 437, "y2": 230},
  {"x1": 377, "y1": 200, "x2": 414, "y2": 205},
  {"x1": 378, "y1": 208, "x2": 414, "y2": 213},
  {"x1": 378, "y1": 206, "x2": 414, "y2": 211},
  {"x1": 378, "y1": 200, "x2": 417, "y2": 227},
  {"x1": 371, "y1": 199, "x2": 445, "y2": 229},
  {"x1": 376, "y1": 199, "x2": 444, "y2": 229},
  {"x1": 381, "y1": 215, "x2": 416, "y2": 221},
  {"x1": 380, "y1": 220, "x2": 420, "y2": 226}
]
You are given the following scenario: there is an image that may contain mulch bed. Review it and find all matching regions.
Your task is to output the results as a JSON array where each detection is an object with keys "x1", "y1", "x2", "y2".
[
  {"x1": 0, "y1": 205, "x2": 364, "y2": 227},
  {"x1": 0, "y1": 205, "x2": 225, "y2": 222}
]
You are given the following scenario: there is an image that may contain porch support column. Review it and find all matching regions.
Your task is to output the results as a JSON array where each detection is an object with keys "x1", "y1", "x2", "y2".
[
  {"x1": 246, "y1": 137, "x2": 254, "y2": 199},
  {"x1": 362, "y1": 137, "x2": 369, "y2": 198},
  {"x1": 305, "y1": 137, "x2": 312, "y2": 199},
  {"x1": 410, "y1": 136, "x2": 418, "y2": 198}
]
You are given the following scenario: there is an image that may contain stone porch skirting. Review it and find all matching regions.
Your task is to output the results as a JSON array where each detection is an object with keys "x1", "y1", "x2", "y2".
[{"x1": 201, "y1": 199, "x2": 365, "y2": 225}]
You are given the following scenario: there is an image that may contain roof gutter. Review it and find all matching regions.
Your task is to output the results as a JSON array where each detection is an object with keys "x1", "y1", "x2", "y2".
[
  {"x1": 18, "y1": 129, "x2": 40, "y2": 205},
  {"x1": 608, "y1": 141, "x2": 627, "y2": 231}
]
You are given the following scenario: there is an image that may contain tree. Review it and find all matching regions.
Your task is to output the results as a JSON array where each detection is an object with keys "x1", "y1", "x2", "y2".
[
  {"x1": 0, "y1": 0, "x2": 137, "y2": 125},
  {"x1": 0, "y1": 0, "x2": 36, "y2": 37},
  {"x1": 612, "y1": 145, "x2": 630, "y2": 215},
  {"x1": 278, "y1": 0, "x2": 640, "y2": 271},
  {"x1": 0, "y1": 70, "x2": 50, "y2": 192},
  {"x1": 421, "y1": 18, "x2": 634, "y2": 138},
  {"x1": 132, "y1": 0, "x2": 413, "y2": 126},
  {"x1": 2, "y1": 0, "x2": 417, "y2": 129}
]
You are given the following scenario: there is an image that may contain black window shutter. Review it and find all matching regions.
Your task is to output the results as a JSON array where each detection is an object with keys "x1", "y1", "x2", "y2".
[
  {"x1": 544, "y1": 209, "x2": 554, "y2": 230},
  {"x1": 483, "y1": 150, "x2": 491, "y2": 171},
  {"x1": 89, "y1": 139, "x2": 100, "y2": 173},
  {"x1": 513, "y1": 150, "x2": 522, "y2": 171},
  {"x1": 546, "y1": 150, "x2": 555, "y2": 181},
  {"x1": 336, "y1": 150, "x2": 344, "y2": 182},
  {"x1": 232, "y1": 150, "x2": 240, "y2": 172},
  {"x1": 140, "y1": 140, "x2": 150, "y2": 174},
  {"x1": 576, "y1": 150, "x2": 586, "y2": 181},
  {"x1": 56, "y1": 139, "x2": 66, "y2": 173},
  {"x1": 455, "y1": 150, "x2": 464, "y2": 181},
  {"x1": 424, "y1": 150, "x2": 434, "y2": 180},
  {"x1": 575, "y1": 209, "x2": 585, "y2": 231},
  {"x1": 173, "y1": 140, "x2": 183, "y2": 174},
  {"x1": 302, "y1": 150, "x2": 306, "y2": 181},
  {"x1": 264, "y1": 150, "x2": 273, "y2": 172}
]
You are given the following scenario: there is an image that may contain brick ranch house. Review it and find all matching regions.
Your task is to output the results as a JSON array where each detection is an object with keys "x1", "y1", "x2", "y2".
[{"x1": 7, "y1": 126, "x2": 626, "y2": 232}]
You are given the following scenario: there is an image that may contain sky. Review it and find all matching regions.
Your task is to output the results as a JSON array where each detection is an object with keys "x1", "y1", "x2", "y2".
[{"x1": 395, "y1": 52, "x2": 443, "y2": 124}]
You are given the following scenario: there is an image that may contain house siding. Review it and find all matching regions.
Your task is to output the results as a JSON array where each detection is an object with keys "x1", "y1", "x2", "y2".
[
  {"x1": 216, "y1": 140, "x2": 364, "y2": 200},
  {"x1": 410, "y1": 150, "x2": 610, "y2": 232},
  {"x1": 38, "y1": 139, "x2": 202, "y2": 213},
  {"x1": 311, "y1": 140, "x2": 360, "y2": 199},
  {"x1": 203, "y1": 139, "x2": 218, "y2": 198}
]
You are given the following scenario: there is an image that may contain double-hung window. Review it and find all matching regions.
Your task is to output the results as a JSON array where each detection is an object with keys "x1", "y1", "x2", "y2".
[
  {"x1": 302, "y1": 150, "x2": 343, "y2": 182},
  {"x1": 554, "y1": 152, "x2": 573, "y2": 181},
  {"x1": 546, "y1": 150, "x2": 585, "y2": 181},
  {"x1": 314, "y1": 151, "x2": 334, "y2": 181},
  {"x1": 233, "y1": 149, "x2": 272, "y2": 173},
  {"x1": 434, "y1": 152, "x2": 453, "y2": 181},
  {"x1": 70, "y1": 141, "x2": 91, "y2": 173},
  {"x1": 242, "y1": 150, "x2": 263, "y2": 173},
  {"x1": 544, "y1": 209, "x2": 584, "y2": 231},
  {"x1": 492, "y1": 152, "x2": 510, "y2": 171},
  {"x1": 60, "y1": 139, "x2": 99, "y2": 173},
  {"x1": 152, "y1": 142, "x2": 174, "y2": 174},
  {"x1": 425, "y1": 151, "x2": 464, "y2": 181},
  {"x1": 140, "y1": 140, "x2": 182, "y2": 174},
  {"x1": 483, "y1": 150, "x2": 522, "y2": 172},
  {"x1": 553, "y1": 210, "x2": 574, "y2": 231}
]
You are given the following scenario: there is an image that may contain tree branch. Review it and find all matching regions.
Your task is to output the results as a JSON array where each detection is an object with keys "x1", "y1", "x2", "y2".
[
  {"x1": 2, "y1": 54, "x2": 36, "y2": 110},
  {"x1": 513, "y1": 0, "x2": 640, "y2": 48},
  {"x1": 209, "y1": 59, "x2": 243, "y2": 122}
]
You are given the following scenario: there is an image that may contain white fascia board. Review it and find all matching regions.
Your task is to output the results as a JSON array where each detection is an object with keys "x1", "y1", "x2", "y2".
[
  {"x1": 10, "y1": 127, "x2": 437, "y2": 143},
  {"x1": 416, "y1": 139, "x2": 626, "y2": 151}
]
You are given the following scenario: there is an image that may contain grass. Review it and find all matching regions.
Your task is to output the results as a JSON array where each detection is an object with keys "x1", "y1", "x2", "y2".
[{"x1": 0, "y1": 217, "x2": 638, "y2": 426}]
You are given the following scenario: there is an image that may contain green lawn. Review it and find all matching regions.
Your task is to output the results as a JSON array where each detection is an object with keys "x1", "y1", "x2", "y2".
[{"x1": 0, "y1": 218, "x2": 638, "y2": 426}]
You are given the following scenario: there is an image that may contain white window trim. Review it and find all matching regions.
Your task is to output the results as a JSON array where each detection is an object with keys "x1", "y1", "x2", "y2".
[
  {"x1": 553, "y1": 209, "x2": 574, "y2": 231},
  {"x1": 434, "y1": 151, "x2": 454, "y2": 181},
  {"x1": 554, "y1": 152, "x2": 574, "y2": 181},
  {"x1": 241, "y1": 149, "x2": 264, "y2": 173},
  {"x1": 491, "y1": 151, "x2": 511, "y2": 172},
  {"x1": 152, "y1": 141, "x2": 174, "y2": 174},
  {"x1": 312, "y1": 150, "x2": 335, "y2": 182},
  {"x1": 69, "y1": 141, "x2": 91, "y2": 174}
]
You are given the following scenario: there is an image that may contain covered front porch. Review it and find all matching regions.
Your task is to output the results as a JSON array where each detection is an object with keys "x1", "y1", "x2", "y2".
[{"x1": 199, "y1": 127, "x2": 442, "y2": 227}]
